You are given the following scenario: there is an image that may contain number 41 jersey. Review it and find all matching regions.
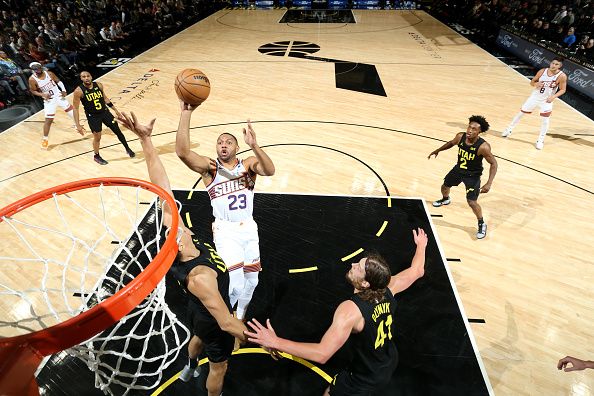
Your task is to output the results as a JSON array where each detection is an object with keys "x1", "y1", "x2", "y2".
[
  {"x1": 207, "y1": 159, "x2": 256, "y2": 222},
  {"x1": 349, "y1": 289, "x2": 398, "y2": 388}
]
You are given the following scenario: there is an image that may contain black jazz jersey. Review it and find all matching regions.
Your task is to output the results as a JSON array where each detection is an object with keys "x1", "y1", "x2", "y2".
[
  {"x1": 455, "y1": 135, "x2": 485, "y2": 176},
  {"x1": 170, "y1": 237, "x2": 232, "y2": 320},
  {"x1": 79, "y1": 82, "x2": 107, "y2": 115},
  {"x1": 348, "y1": 289, "x2": 398, "y2": 388}
]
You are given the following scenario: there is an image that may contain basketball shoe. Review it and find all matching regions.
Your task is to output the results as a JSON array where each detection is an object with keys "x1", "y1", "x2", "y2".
[
  {"x1": 501, "y1": 127, "x2": 513, "y2": 137},
  {"x1": 432, "y1": 197, "x2": 451, "y2": 207},
  {"x1": 477, "y1": 222, "x2": 487, "y2": 239},
  {"x1": 94, "y1": 154, "x2": 108, "y2": 165},
  {"x1": 41, "y1": 139, "x2": 48, "y2": 149},
  {"x1": 179, "y1": 364, "x2": 201, "y2": 382}
]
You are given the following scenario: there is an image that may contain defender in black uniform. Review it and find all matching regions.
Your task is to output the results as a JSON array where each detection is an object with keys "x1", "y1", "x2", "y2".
[
  {"x1": 246, "y1": 228, "x2": 429, "y2": 396},
  {"x1": 72, "y1": 71, "x2": 135, "y2": 165},
  {"x1": 428, "y1": 115, "x2": 498, "y2": 239},
  {"x1": 116, "y1": 107, "x2": 247, "y2": 396}
]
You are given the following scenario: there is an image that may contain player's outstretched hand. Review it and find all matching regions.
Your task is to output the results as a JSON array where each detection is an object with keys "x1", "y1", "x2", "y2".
[
  {"x1": 245, "y1": 318, "x2": 278, "y2": 350},
  {"x1": 76, "y1": 125, "x2": 86, "y2": 136},
  {"x1": 557, "y1": 356, "x2": 591, "y2": 372},
  {"x1": 412, "y1": 228, "x2": 428, "y2": 248},
  {"x1": 428, "y1": 151, "x2": 438, "y2": 159},
  {"x1": 117, "y1": 112, "x2": 155, "y2": 139},
  {"x1": 243, "y1": 119, "x2": 257, "y2": 148},
  {"x1": 179, "y1": 99, "x2": 200, "y2": 112}
]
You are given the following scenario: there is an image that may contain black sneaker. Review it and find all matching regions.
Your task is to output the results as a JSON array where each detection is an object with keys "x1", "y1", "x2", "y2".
[
  {"x1": 126, "y1": 148, "x2": 135, "y2": 158},
  {"x1": 477, "y1": 223, "x2": 487, "y2": 239},
  {"x1": 432, "y1": 197, "x2": 451, "y2": 207},
  {"x1": 94, "y1": 154, "x2": 108, "y2": 165}
]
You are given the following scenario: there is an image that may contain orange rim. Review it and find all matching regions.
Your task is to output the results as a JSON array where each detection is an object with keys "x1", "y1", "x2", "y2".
[{"x1": 0, "y1": 177, "x2": 179, "y2": 355}]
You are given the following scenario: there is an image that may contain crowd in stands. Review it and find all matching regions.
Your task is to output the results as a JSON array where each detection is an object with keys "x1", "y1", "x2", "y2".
[
  {"x1": 0, "y1": 0, "x2": 225, "y2": 112},
  {"x1": 431, "y1": 0, "x2": 594, "y2": 63}
]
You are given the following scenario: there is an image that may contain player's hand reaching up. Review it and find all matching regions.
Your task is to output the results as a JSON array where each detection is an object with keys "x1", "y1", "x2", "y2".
[
  {"x1": 179, "y1": 99, "x2": 200, "y2": 113},
  {"x1": 412, "y1": 228, "x2": 428, "y2": 249},
  {"x1": 243, "y1": 119, "x2": 258, "y2": 148},
  {"x1": 427, "y1": 150, "x2": 439, "y2": 159},
  {"x1": 117, "y1": 112, "x2": 155, "y2": 139},
  {"x1": 245, "y1": 318, "x2": 279, "y2": 350}
]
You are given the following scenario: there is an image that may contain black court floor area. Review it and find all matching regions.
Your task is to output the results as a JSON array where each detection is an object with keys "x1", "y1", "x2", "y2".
[{"x1": 37, "y1": 192, "x2": 491, "y2": 395}]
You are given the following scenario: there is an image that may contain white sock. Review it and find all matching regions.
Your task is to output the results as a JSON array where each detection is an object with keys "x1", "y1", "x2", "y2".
[
  {"x1": 42, "y1": 136, "x2": 48, "y2": 141},
  {"x1": 508, "y1": 111, "x2": 524, "y2": 129},
  {"x1": 228, "y1": 267, "x2": 244, "y2": 309},
  {"x1": 538, "y1": 116, "x2": 550, "y2": 142},
  {"x1": 236, "y1": 271, "x2": 259, "y2": 320}
]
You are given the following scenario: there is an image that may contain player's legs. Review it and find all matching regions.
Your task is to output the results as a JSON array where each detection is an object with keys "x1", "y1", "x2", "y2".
[
  {"x1": 236, "y1": 220, "x2": 260, "y2": 320},
  {"x1": 536, "y1": 102, "x2": 553, "y2": 149},
  {"x1": 88, "y1": 114, "x2": 108, "y2": 165},
  {"x1": 464, "y1": 176, "x2": 486, "y2": 239},
  {"x1": 206, "y1": 360, "x2": 227, "y2": 396},
  {"x1": 57, "y1": 97, "x2": 74, "y2": 120},
  {"x1": 180, "y1": 335, "x2": 204, "y2": 382},
  {"x1": 41, "y1": 99, "x2": 58, "y2": 148},
  {"x1": 213, "y1": 221, "x2": 245, "y2": 307},
  {"x1": 503, "y1": 95, "x2": 539, "y2": 137},
  {"x1": 201, "y1": 324, "x2": 234, "y2": 396},
  {"x1": 433, "y1": 168, "x2": 461, "y2": 207},
  {"x1": 104, "y1": 112, "x2": 135, "y2": 157}
]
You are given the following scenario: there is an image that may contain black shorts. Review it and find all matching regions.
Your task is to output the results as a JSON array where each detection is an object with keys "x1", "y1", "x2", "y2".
[
  {"x1": 188, "y1": 300, "x2": 234, "y2": 363},
  {"x1": 443, "y1": 167, "x2": 481, "y2": 201},
  {"x1": 329, "y1": 371, "x2": 374, "y2": 396},
  {"x1": 87, "y1": 111, "x2": 117, "y2": 133}
]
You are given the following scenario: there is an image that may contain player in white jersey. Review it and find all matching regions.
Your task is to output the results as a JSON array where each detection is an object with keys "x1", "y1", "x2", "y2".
[
  {"x1": 502, "y1": 57, "x2": 567, "y2": 150},
  {"x1": 28, "y1": 62, "x2": 78, "y2": 149},
  {"x1": 175, "y1": 101, "x2": 275, "y2": 323}
]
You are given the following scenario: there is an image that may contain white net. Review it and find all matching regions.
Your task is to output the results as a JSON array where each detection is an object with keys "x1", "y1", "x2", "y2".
[{"x1": 0, "y1": 181, "x2": 190, "y2": 395}]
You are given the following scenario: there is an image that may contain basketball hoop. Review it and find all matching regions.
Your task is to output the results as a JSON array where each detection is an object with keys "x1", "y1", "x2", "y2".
[{"x1": 0, "y1": 178, "x2": 184, "y2": 396}]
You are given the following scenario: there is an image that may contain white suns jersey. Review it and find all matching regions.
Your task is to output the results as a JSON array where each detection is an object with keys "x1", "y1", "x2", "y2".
[
  {"x1": 207, "y1": 159, "x2": 256, "y2": 222},
  {"x1": 532, "y1": 68, "x2": 563, "y2": 99},
  {"x1": 31, "y1": 71, "x2": 61, "y2": 100}
]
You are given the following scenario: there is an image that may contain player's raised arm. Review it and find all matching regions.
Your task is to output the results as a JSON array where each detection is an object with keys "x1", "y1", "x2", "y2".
[
  {"x1": 388, "y1": 228, "x2": 428, "y2": 295},
  {"x1": 175, "y1": 100, "x2": 214, "y2": 177},
  {"x1": 118, "y1": 112, "x2": 176, "y2": 227},
  {"x1": 242, "y1": 120, "x2": 275, "y2": 176}
]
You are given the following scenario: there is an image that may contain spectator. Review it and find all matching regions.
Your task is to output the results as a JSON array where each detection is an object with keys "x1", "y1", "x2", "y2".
[
  {"x1": 560, "y1": 9, "x2": 576, "y2": 27},
  {"x1": 541, "y1": 21, "x2": 553, "y2": 41},
  {"x1": 552, "y1": 5, "x2": 568, "y2": 25},
  {"x1": 562, "y1": 26, "x2": 577, "y2": 47},
  {"x1": 0, "y1": 50, "x2": 28, "y2": 92},
  {"x1": 577, "y1": 37, "x2": 594, "y2": 59}
]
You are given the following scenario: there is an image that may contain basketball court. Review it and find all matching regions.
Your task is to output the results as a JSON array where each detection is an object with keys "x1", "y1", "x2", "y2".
[{"x1": 1, "y1": 9, "x2": 593, "y2": 396}]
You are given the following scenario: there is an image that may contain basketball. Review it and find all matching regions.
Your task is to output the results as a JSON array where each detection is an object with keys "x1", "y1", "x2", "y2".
[{"x1": 174, "y1": 69, "x2": 211, "y2": 105}]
